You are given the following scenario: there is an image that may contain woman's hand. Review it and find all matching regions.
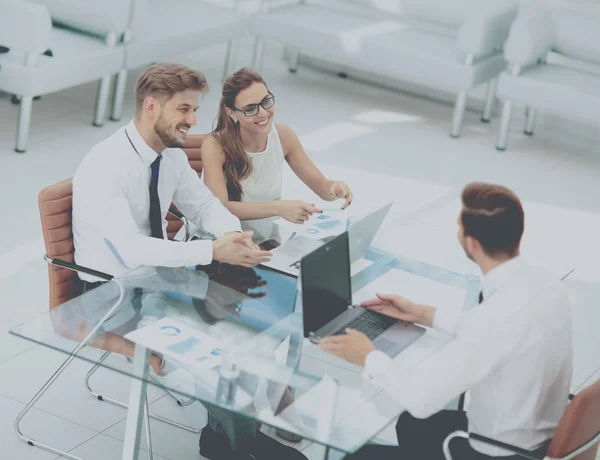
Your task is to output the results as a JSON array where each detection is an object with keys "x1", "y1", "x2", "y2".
[
  {"x1": 276, "y1": 200, "x2": 322, "y2": 224},
  {"x1": 329, "y1": 181, "x2": 352, "y2": 209}
]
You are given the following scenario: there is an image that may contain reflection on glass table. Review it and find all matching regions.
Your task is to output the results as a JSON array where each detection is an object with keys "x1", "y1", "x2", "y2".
[{"x1": 10, "y1": 244, "x2": 481, "y2": 459}]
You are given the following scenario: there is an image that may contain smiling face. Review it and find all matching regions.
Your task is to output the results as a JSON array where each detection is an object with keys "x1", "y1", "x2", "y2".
[
  {"x1": 153, "y1": 89, "x2": 199, "y2": 148},
  {"x1": 227, "y1": 82, "x2": 275, "y2": 135}
]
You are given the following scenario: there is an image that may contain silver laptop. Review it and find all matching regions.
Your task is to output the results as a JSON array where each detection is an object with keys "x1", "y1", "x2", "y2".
[
  {"x1": 262, "y1": 202, "x2": 393, "y2": 277},
  {"x1": 300, "y1": 232, "x2": 425, "y2": 358}
]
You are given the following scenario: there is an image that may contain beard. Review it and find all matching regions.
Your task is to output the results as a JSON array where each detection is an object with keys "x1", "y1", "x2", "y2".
[{"x1": 154, "y1": 114, "x2": 189, "y2": 149}]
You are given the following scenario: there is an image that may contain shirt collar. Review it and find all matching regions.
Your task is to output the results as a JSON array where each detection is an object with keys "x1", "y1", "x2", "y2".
[
  {"x1": 483, "y1": 255, "x2": 525, "y2": 299},
  {"x1": 125, "y1": 119, "x2": 162, "y2": 166}
]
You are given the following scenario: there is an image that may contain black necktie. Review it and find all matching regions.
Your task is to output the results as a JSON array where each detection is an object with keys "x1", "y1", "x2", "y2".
[
  {"x1": 478, "y1": 291, "x2": 484, "y2": 304},
  {"x1": 149, "y1": 155, "x2": 164, "y2": 239}
]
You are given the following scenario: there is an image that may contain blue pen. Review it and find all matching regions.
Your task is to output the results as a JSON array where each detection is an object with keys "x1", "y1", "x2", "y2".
[{"x1": 286, "y1": 231, "x2": 297, "y2": 242}]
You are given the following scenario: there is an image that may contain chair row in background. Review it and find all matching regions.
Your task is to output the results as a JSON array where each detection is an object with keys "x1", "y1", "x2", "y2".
[
  {"x1": 1, "y1": 0, "x2": 599, "y2": 153},
  {"x1": 0, "y1": 0, "x2": 249, "y2": 153},
  {"x1": 251, "y1": 0, "x2": 600, "y2": 151}
]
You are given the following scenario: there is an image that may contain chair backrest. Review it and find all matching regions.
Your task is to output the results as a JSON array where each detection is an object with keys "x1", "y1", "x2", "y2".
[
  {"x1": 547, "y1": 379, "x2": 600, "y2": 460},
  {"x1": 166, "y1": 134, "x2": 206, "y2": 239},
  {"x1": 552, "y1": 8, "x2": 600, "y2": 66},
  {"x1": 38, "y1": 178, "x2": 82, "y2": 310},
  {"x1": 0, "y1": 0, "x2": 52, "y2": 54}
]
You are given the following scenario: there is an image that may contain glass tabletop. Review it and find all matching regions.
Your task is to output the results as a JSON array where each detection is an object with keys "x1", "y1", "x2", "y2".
[{"x1": 10, "y1": 238, "x2": 480, "y2": 454}]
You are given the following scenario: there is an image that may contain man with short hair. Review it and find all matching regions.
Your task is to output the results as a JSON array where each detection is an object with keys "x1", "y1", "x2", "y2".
[
  {"x1": 320, "y1": 182, "x2": 572, "y2": 459},
  {"x1": 73, "y1": 63, "x2": 306, "y2": 460}
]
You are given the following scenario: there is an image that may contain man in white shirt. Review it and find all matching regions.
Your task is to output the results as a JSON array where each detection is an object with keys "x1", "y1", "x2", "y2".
[
  {"x1": 72, "y1": 63, "x2": 306, "y2": 460},
  {"x1": 319, "y1": 182, "x2": 572, "y2": 459}
]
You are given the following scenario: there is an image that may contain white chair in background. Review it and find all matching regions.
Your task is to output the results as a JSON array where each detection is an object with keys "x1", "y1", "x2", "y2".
[
  {"x1": 0, "y1": 0, "x2": 128, "y2": 153},
  {"x1": 495, "y1": 7, "x2": 600, "y2": 151},
  {"x1": 251, "y1": 0, "x2": 518, "y2": 138},
  {"x1": 109, "y1": 0, "x2": 252, "y2": 122}
]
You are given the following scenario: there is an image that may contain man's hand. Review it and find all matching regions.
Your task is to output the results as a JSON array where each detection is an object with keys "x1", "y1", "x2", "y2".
[
  {"x1": 319, "y1": 329, "x2": 376, "y2": 366},
  {"x1": 276, "y1": 200, "x2": 322, "y2": 224},
  {"x1": 224, "y1": 231, "x2": 260, "y2": 250},
  {"x1": 213, "y1": 231, "x2": 272, "y2": 268},
  {"x1": 329, "y1": 181, "x2": 352, "y2": 209},
  {"x1": 361, "y1": 293, "x2": 434, "y2": 327}
]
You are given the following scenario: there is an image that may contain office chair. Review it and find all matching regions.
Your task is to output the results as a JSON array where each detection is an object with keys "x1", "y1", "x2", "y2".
[
  {"x1": 16, "y1": 137, "x2": 207, "y2": 459},
  {"x1": 443, "y1": 379, "x2": 600, "y2": 460}
]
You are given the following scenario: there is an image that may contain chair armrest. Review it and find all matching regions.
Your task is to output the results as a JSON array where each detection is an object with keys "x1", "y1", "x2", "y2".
[
  {"x1": 44, "y1": 255, "x2": 113, "y2": 281},
  {"x1": 443, "y1": 431, "x2": 545, "y2": 460},
  {"x1": 31, "y1": 0, "x2": 131, "y2": 38},
  {"x1": 0, "y1": 0, "x2": 52, "y2": 54},
  {"x1": 458, "y1": 0, "x2": 519, "y2": 57},
  {"x1": 168, "y1": 206, "x2": 192, "y2": 242},
  {"x1": 503, "y1": 8, "x2": 556, "y2": 68}
]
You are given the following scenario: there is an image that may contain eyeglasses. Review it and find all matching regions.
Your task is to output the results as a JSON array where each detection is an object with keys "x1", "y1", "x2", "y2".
[{"x1": 232, "y1": 94, "x2": 275, "y2": 117}]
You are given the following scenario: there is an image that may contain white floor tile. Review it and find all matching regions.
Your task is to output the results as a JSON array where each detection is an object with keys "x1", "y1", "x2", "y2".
[
  {"x1": 0, "y1": 319, "x2": 38, "y2": 365},
  {"x1": 102, "y1": 407, "x2": 204, "y2": 460},
  {"x1": 0, "y1": 346, "x2": 165, "y2": 431},
  {"x1": 0, "y1": 394, "x2": 97, "y2": 460},
  {"x1": 54, "y1": 433, "x2": 172, "y2": 460}
]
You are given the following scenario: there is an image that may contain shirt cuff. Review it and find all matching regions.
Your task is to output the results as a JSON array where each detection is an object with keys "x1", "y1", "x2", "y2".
[
  {"x1": 362, "y1": 350, "x2": 393, "y2": 382},
  {"x1": 433, "y1": 304, "x2": 462, "y2": 335},
  {"x1": 191, "y1": 239, "x2": 214, "y2": 266}
]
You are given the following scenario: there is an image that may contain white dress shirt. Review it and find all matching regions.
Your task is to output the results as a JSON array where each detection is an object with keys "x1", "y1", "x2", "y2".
[
  {"x1": 73, "y1": 120, "x2": 241, "y2": 282},
  {"x1": 363, "y1": 256, "x2": 572, "y2": 456}
]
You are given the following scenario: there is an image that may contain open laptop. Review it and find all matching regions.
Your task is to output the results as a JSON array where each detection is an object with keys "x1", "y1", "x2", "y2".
[
  {"x1": 300, "y1": 232, "x2": 425, "y2": 357},
  {"x1": 262, "y1": 202, "x2": 393, "y2": 277}
]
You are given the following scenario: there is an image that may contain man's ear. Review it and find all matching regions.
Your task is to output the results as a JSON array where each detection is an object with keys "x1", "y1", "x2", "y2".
[
  {"x1": 466, "y1": 235, "x2": 481, "y2": 256},
  {"x1": 144, "y1": 96, "x2": 159, "y2": 119}
]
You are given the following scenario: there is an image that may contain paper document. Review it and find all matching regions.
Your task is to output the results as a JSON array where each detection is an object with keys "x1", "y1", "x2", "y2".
[{"x1": 125, "y1": 318, "x2": 225, "y2": 372}]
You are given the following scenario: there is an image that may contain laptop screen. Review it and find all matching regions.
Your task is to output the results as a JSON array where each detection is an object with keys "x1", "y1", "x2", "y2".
[{"x1": 300, "y1": 232, "x2": 352, "y2": 338}]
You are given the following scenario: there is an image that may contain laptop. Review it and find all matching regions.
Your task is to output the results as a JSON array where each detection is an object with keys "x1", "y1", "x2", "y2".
[
  {"x1": 262, "y1": 202, "x2": 393, "y2": 277},
  {"x1": 300, "y1": 232, "x2": 425, "y2": 357}
]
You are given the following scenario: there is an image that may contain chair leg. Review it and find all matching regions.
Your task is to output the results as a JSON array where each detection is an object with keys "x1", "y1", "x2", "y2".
[
  {"x1": 252, "y1": 37, "x2": 265, "y2": 73},
  {"x1": 84, "y1": 354, "x2": 201, "y2": 433},
  {"x1": 110, "y1": 69, "x2": 127, "y2": 122},
  {"x1": 287, "y1": 48, "x2": 299, "y2": 73},
  {"x1": 14, "y1": 351, "x2": 84, "y2": 460},
  {"x1": 496, "y1": 100, "x2": 513, "y2": 151},
  {"x1": 481, "y1": 78, "x2": 498, "y2": 123},
  {"x1": 144, "y1": 395, "x2": 154, "y2": 460},
  {"x1": 450, "y1": 90, "x2": 468, "y2": 138},
  {"x1": 93, "y1": 75, "x2": 112, "y2": 127},
  {"x1": 15, "y1": 95, "x2": 33, "y2": 153},
  {"x1": 524, "y1": 107, "x2": 537, "y2": 136}
]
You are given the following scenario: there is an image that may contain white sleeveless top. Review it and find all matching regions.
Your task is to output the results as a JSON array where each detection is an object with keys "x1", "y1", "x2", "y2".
[{"x1": 239, "y1": 125, "x2": 285, "y2": 242}]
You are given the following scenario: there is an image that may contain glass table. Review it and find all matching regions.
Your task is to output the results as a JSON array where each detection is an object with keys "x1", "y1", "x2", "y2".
[{"x1": 10, "y1": 233, "x2": 480, "y2": 460}]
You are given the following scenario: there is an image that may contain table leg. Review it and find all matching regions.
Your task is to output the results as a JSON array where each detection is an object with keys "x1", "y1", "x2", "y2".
[{"x1": 122, "y1": 344, "x2": 151, "y2": 460}]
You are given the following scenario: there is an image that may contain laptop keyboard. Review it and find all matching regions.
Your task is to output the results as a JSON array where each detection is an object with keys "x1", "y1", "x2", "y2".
[{"x1": 335, "y1": 311, "x2": 397, "y2": 341}]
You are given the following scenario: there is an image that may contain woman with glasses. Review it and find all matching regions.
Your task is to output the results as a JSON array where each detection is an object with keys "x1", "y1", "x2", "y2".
[{"x1": 202, "y1": 67, "x2": 352, "y2": 243}]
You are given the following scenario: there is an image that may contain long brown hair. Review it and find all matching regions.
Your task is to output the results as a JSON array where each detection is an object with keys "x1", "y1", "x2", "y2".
[{"x1": 212, "y1": 67, "x2": 268, "y2": 202}]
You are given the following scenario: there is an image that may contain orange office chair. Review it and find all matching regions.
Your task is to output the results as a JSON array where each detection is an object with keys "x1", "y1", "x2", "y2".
[
  {"x1": 443, "y1": 379, "x2": 600, "y2": 460},
  {"x1": 15, "y1": 136, "x2": 208, "y2": 458},
  {"x1": 166, "y1": 133, "x2": 206, "y2": 239}
]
